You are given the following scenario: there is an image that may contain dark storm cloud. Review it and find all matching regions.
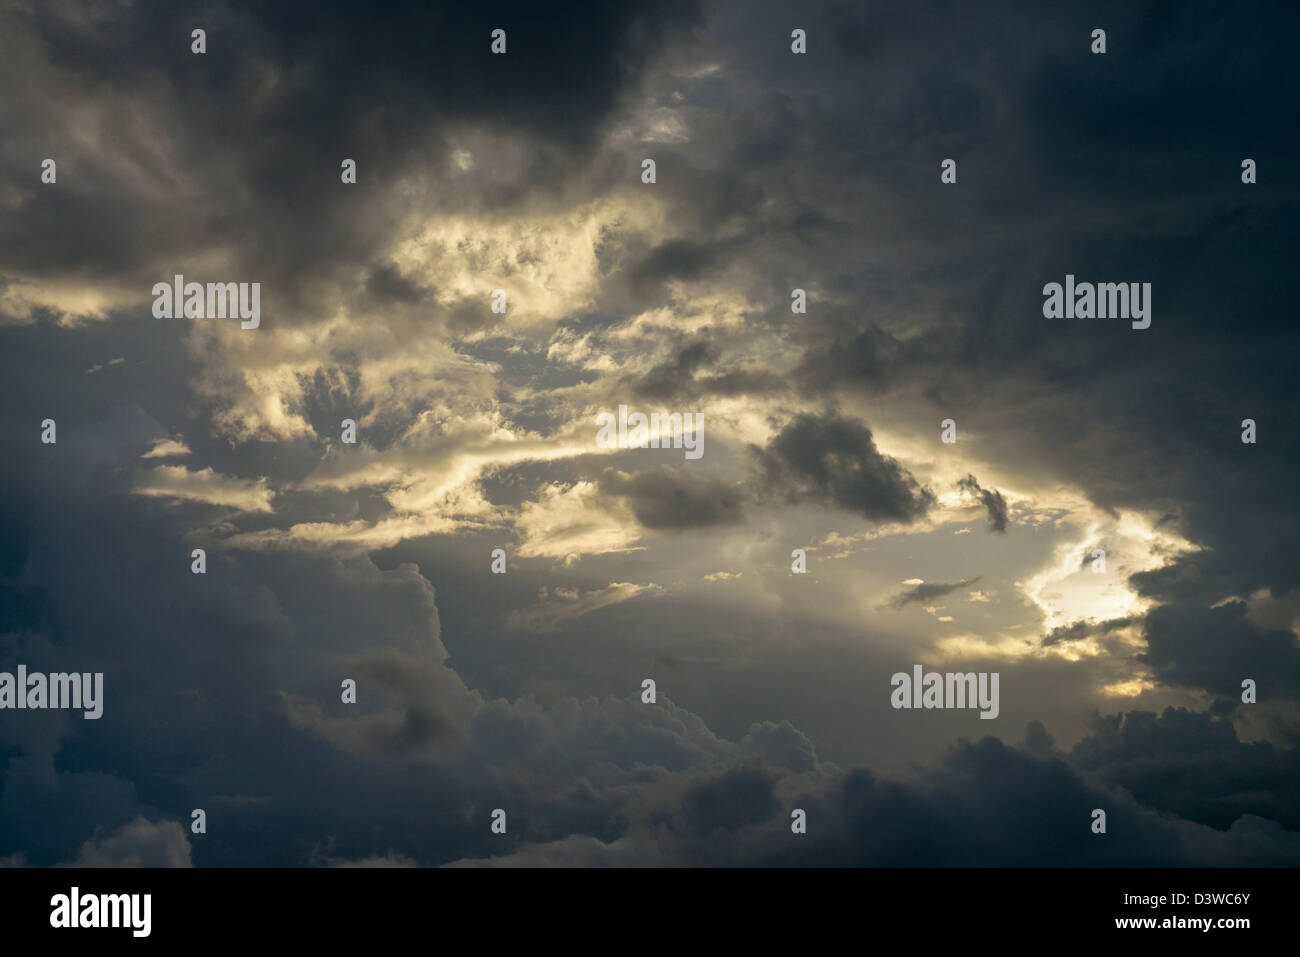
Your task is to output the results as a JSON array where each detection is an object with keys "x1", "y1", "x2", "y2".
[
  {"x1": 1071, "y1": 708, "x2": 1300, "y2": 832},
  {"x1": 1, "y1": 386, "x2": 1294, "y2": 866},
  {"x1": 630, "y1": 340, "x2": 717, "y2": 400},
  {"x1": 627, "y1": 340, "x2": 786, "y2": 401},
  {"x1": 365, "y1": 265, "x2": 429, "y2": 307},
  {"x1": 795, "y1": 324, "x2": 910, "y2": 395},
  {"x1": 681, "y1": 766, "x2": 780, "y2": 833},
  {"x1": 791, "y1": 736, "x2": 1300, "y2": 867},
  {"x1": 690, "y1": 0, "x2": 1300, "y2": 724},
  {"x1": 0, "y1": 377, "x2": 480, "y2": 863},
  {"x1": 956, "y1": 474, "x2": 1007, "y2": 533},
  {"x1": 598, "y1": 467, "x2": 744, "y2": 530},
  {"x1": 751, "y1": 412, "x2": 935, "y2": 522},
  {"x1": 737, "y1": 721, "x2": 819, "y2": 774},
  {"x1": 457, "y1": 735, "x2": 1300, "y2": 867},
  {"x1": 0, "y1": 0, "x2": 704, "y2": 320},
  {"x1": 1139, "y1": 600, "x2": 1300, "y2": 698},
  {"x1": 280, "y1": 648, "x2": 468, "y2": 760},
  {"x1": 888, "y1": 577, "x2": 982, "y2": 609},
  {"x1": 1022, "y1": 720, "x2": 1055, "y2": 756},
  {"x1": 628, "y1": 237, "x2": 741, "y2": 292}
]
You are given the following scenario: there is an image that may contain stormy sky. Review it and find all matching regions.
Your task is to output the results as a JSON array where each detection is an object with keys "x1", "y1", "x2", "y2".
[{"x1": 1, "y1": 0, "x2": 1297, "y2": 866}]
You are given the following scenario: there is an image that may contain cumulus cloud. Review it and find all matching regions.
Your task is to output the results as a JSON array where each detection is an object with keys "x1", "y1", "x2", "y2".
[
  {"x1": 1071, "y1": 708, "x2": 1300, "y2": 832},
  {"x1": 68, "y1": 818, "x2": 192, "y2": 868},
  {"x1": 447, "y1": 733, "x2": 1300, "y2": 867}
]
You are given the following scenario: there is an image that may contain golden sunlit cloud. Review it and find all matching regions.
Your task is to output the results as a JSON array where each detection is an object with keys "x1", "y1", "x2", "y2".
[
  {"x1": 514, "y1": 482, "x2": 644, "y2": 563},
  {"x1": 132, "y1": 465, "x2": 274, "y2": 512}
]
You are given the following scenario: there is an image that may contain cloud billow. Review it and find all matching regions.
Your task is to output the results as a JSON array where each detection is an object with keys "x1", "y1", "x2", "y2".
[{"x1": 751, "y1": 413, "x2": 935, "y2": 523}]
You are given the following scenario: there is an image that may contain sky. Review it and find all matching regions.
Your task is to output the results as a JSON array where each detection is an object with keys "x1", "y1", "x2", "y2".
[{"x1": 0, "y1": 0, "x2": 1297, "y2": 867}]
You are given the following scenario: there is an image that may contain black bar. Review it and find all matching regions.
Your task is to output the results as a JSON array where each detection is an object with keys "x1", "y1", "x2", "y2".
[{"x1": 0, "y1": 867, "x2": 1285, "y2": 944}]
